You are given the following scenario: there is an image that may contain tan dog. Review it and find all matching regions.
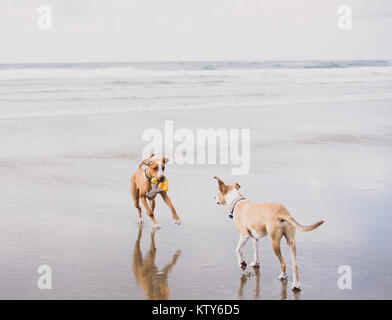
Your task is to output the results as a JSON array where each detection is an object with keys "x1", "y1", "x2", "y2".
[
  {"x1": 130, "y1": 153, "x2": 181, "y2": 229},
  {"x1": 214, "y1": 176, "x2": 324, "y2": 291}
]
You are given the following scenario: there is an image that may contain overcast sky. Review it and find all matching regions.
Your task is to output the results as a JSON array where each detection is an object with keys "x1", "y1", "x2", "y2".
[{"x1": 1, "y1": 0, "x2": 391, "y2": 63}]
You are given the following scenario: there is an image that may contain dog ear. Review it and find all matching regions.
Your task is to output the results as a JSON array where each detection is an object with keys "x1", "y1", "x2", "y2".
[
  {"x1": 234, "y1": 182, "x2": 241, "y2": 190},
  {"x1": 142, "y1": 153, "x2": 155, "y2": 166},
  {"x1": 143, "y1": 159, "x2": 153, "y2": 166},
  {"x1": 162, "y1": 157, "x2": 169, "y2": 164},
  {"x1": 213, "y1": 177, "x2": 227, "y2": 192},
  {"x1": 213, "y1": 176, "x2": 224, "y2": 185}
]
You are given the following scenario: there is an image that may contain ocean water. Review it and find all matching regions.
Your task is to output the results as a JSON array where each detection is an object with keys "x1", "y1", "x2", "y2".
[{"x1": 1, "y1": 60, "x2": 392, "y2": 119}]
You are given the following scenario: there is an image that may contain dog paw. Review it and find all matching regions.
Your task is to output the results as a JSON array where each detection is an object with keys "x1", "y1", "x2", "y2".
[
  {"x1": 291, "y1": 282, "x2": 301, "y2": 291},
  {"x1": 240, "y1": 261, "x2": 247, "y2": 270},
  {"x1": 278, "y1": 272, "x2": 288, "y2": 280},
  {"x1": 138, "y1": 218, "x2": 144, "y2": 224},
  {"x1": 152, "y1": 224, "x2": 161, "y2": 230},
  {"x1": 174, "y1": 219, "x2": 182, "y2": 225},
  {"x1": 250, "y1": 261, "x2": 260, "y2": 268}
]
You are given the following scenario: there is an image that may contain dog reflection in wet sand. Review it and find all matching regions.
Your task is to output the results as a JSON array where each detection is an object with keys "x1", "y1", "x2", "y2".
[
  {"x1": 237, "y1": 269, "x2": 300, "y2": 300},
  {"x1": 132, "y1": 226, "x2": 181, "y2": 300},
  {"x1": 237, "y1": 268, "x2": 261, "y2": 300}
]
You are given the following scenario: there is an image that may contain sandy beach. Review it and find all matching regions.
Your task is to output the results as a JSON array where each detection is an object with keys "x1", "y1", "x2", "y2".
[{"x1": 1, "y1": 98, "x2": 392, "y2": 299}]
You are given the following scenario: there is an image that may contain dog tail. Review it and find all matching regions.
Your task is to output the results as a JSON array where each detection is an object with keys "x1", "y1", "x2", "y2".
[{"x1": 284, "y1": 216, "x2": 324, "y2": 232}]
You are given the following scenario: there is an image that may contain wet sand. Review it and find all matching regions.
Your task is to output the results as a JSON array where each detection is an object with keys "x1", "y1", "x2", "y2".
[{"x1": 1, "y1": 99, "x2": 392, "y2": 299}]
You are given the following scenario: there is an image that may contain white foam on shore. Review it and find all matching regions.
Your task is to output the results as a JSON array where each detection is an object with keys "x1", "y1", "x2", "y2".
[{"x1": 1, "y1": 61, "x2": 392, "y2": 120}]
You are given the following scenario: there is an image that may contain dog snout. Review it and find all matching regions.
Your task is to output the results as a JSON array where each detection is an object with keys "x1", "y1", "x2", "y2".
[{"x1": 158, "y1": 175, "x2": 165, "y2": 183}]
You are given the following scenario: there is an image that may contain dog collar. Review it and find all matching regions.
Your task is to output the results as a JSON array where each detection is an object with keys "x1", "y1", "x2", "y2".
[
  {"x1": 144, "y1": 169, "x2": 152, "y2": 183},
  {"x1": 228, "y1": 196, "x2": 246, "y2": 219}
]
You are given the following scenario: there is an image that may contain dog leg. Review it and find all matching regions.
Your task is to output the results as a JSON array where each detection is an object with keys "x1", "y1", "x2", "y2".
[
  {"x1": 134, "y1": 199, "x2": 143, "y2": 224},
  {"x1": 160, "y1": 192, "x2": 181, "y2": 225},
  {"x1": 250, "y1": 238, "x2": 260, "y2": 267},
  {"x1": 289, "y1": 243, "x2": 301, "y2": 291},
  {"x1": 236, "y1": 234, "x2": 249, "y2": 269},
  {"x1": 285, "y1": 229, "x2": 301, "y2": 291},
  {"x1": 141, "y1": 196, "x2": 160, "y2": 229},
  {"x1": 149, "y1": 199, "x2": 156, "y2": 213},
  {"x1": 269, "y1": 232, "x2": 287, "y2": 280},
  {"x1": 130, "y1": 181, "x2": 143, "y2": 224}
]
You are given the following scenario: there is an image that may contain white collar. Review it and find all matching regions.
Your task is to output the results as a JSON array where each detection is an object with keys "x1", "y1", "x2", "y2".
[
  {"x1": 224, "y1": 188, "x2": 246, "y2": 215},
  {"x1": 228, "y1": 195, "x2": 246, "y2": 215}
]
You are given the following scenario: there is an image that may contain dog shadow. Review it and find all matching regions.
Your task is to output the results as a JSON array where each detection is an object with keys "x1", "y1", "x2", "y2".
[
  {"x1": 131, "y1": 225, "x2": 181, "y2": 300},
  {"x1": 237, "y1": 269, "x2": 301, "y2": 300}
]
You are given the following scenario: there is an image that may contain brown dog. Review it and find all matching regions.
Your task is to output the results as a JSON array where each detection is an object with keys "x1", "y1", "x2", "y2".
[
  {"x1": 214, "y1": 176, "x2": 324, "y2": 290},
  {"x1": 130, "y1": 153, "x2": 181, "y2": 229}
]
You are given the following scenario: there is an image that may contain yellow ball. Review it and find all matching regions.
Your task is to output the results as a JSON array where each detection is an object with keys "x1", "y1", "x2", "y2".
[{"x1": 163, "y1": 179, "x2": 169, "y2": 192}]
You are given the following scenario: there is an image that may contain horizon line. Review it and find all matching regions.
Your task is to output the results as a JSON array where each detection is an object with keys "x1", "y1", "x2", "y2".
[{"x1": 0, "y1": 58, "x2": 391, "y2": 66}]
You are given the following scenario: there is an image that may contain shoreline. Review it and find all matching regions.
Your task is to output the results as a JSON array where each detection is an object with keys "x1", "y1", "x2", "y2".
[{"x1": 1, "y1": 97, "x2": 392, "y2": 122}]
